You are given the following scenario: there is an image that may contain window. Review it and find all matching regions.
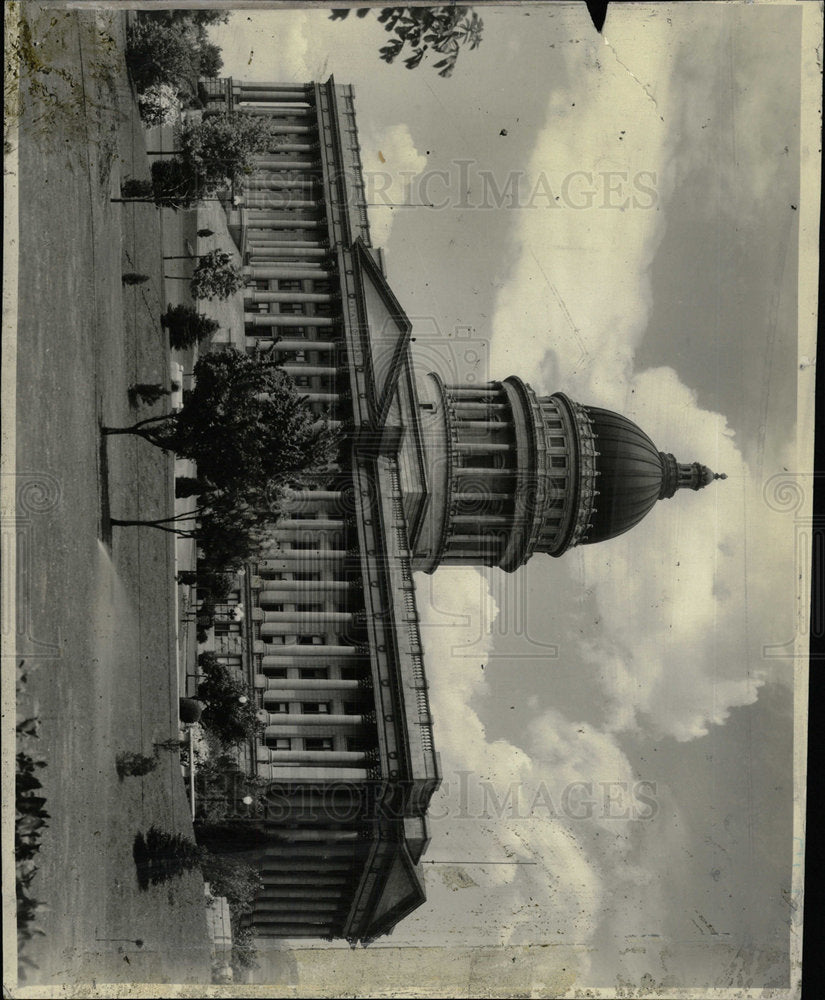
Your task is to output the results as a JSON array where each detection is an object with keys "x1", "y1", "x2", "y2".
[
  {"x1": 264, "y1": 667, "x2": 288, "y2": 679},
  {"x1": 299, "y1": 667, "x2": 328, "y2": 680},
  {"x1": 301, "y1": 701, "x2": 330, "y2": 714},
  {"x1": 297, "y1": 635, "x2": 323, "y2": 646},
  {"x1": 340, "y1": 666, "x2": 362, "y2": 681},
  {"x1": 267, "y1": 737, "x2": 292, "y2": 750},
  {"x1": 347, "y1": 737, "x2": 374, "y2": 752},
  {"x1": 551, "y1": 456, "x2": 566, "y2": 468},
  {"x1": 550, "y1": 437, "x2": 565, "y2": 449},
  {"x1": 269, "y1": 702, "x2": 289, "y2": 714},
  {"x1": 304, "y1": 737, "x2": 333, "y2": 751},
  {"x1": 343, "y1": 702, "x2": 362, "y2": 715}
]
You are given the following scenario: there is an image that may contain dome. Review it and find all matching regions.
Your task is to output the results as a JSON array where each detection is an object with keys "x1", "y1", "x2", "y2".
[
  {"x1": 581, "y1": 406, "x2": 665, "y2": 544},
  {"x1": 574, "y1": 405, "x2": 726, "y2": 546}
]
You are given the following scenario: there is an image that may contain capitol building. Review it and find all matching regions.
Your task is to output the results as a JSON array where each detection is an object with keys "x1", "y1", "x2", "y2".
[{"x1": 196, "y1": 77, "x2": 724, "y2": 944}]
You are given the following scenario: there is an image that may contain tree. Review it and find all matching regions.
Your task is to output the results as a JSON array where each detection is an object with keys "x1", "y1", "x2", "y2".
[
  {"x1": 189, "y1": 250, "x2": 244, "y2": 301},
  {"x1": 161, "y1": 303, "x2": 220, "y2": 350},
  {"x1": 198, "y1": 42, "x2": 224, "y2": 79},
  {"x1": 176, "y1": 112, "x2": 281, "y2": 189},
  {"x1": 126, "y1": 12, "x2": 226, "y2": 100},
  {"x1": 196, "y1": 653, "x2": 263, "y2": 748},
  {"x1": 150, "y1": 158, "x2": 203, "y2": 210},
  {"x1": 329, "y1": 6, "x2": 484, "y2": 78},
  {"x1": 104, "y1": 351, "x2": 340, "y2": 570},
  {"x1": 171, "y1": 352, "x2": 339, "y2": 489},
  {"x1": 126, "y1": 19, "x2": 200, "y2": 100}
]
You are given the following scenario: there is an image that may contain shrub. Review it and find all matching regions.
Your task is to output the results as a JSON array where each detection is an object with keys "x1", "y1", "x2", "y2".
[
  {"x1": 162, "y1": 303, "x2": 220, "y2": 350},
  {"x1": 200, "y1": 852, "x2": 262, "y2": 910},
  {"x1": 137, "y1": 83, "x2": 182, "y2": 127},
  {"x1": 230, "y1": 924, "x2": 260, "y2": 976},
  {"x1": 197, "y1": 653, "x2": 263, "y2": 747}
]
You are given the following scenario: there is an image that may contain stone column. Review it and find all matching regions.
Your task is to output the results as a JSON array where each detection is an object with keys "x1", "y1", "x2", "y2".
[
  {"x1": 259, "y1": 657, "x2": 363, "y2": 673},
  {"x1": 284, "y1": 490, "x2": 344, "y2": 503},
  {"x1": 450, "y1": 387, "x2": 500, "y2": 398},
  {"x1": 279, "y1": 364, "x2": 338, "y2": 379},
  {"x1": 236, "y1": 88, "x2": 313, "y2": 102},
  {"x1": 260, "y1": 645, "x2": 362, "y2": 663},
  {"x1": 453, "y1": 514, "x2": 510, "y2": 528},
  {"x1": 245, "y1": 121, "x2": 314, "y2": 133},
  {"x1": 264, "y1": 714, "x2": 364, "y2": 728},
  {"x1": 245, "y1": 266, "x2": 331, "y2": 280},
  {"x1": 258, "y1": 548, "x2": 347, "y2": 563},
  {"x1": 258, "y1": 582, "x2": 351, "y2": 600},
  {"x1": 272, "y1": 519, "x2": 344, "y2": 532},
  {"x1": 245, "y1": 291, "x2": 332, "y2": 304},
  {"x1": 248, "y1": 248, "x2": 328, "y2": 260},
  {"x1": 254, "y1": 158, "x2": 321, "y2": 170},
  {"x1": 248, "y1": 197, "x2": 320, "y2": 211},
  {"x1": 257, "y1": 764, "x2": 368, "y2": 781},
  {"x1": 246, "y1": 315, "x2": 335, "y2": 329},
  {"x1": 457, "y1": 467, "x2": 516, "y2": 479},
  {"x1": 262, "y1": 609, "x2": 352, "y2": 625},
  {"x1": 455, "y1": 419, "x2": 513, "y2": 431},
  {"x1": 258, "y1": 748, "x2": 366, "y2": 765},
  {"x1": 246, "y1": 215, "x2": 323, "y2": 228},
  {"x1": 247, "y1": 176, "x2": 318, "y2": 189},
  {"x1": 255, "y1": 675, "x2": 360, "y2": 690},
  {"x1": 455, "y1": 442, "x2": 512, "y2": 455}
]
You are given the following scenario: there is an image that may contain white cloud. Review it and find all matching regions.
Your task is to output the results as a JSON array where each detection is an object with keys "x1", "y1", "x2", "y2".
[
  {"x1": 401, "y1": 569, "x2": 682, "y2": 961},
  {"x1": 486, "y1": 19, "x2": 796, "y2": 745},
  {"x1": 361, "y1": 124, "x2": 428, "y2": 247}
]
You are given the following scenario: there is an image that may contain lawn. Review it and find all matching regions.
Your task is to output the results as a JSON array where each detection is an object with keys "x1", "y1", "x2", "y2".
[{"x1": 12, "y1": 4, "x2": 211, "y2": 987}]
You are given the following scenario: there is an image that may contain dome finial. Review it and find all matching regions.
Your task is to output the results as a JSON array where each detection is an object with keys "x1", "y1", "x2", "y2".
[{"x1": 659, "y1": 455, "x2": 725, "y2": 497}]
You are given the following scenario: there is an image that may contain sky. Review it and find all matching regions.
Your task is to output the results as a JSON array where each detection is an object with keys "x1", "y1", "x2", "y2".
[{"x1": 210, "y1": 3, "x2": 814, "y2": 991}]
